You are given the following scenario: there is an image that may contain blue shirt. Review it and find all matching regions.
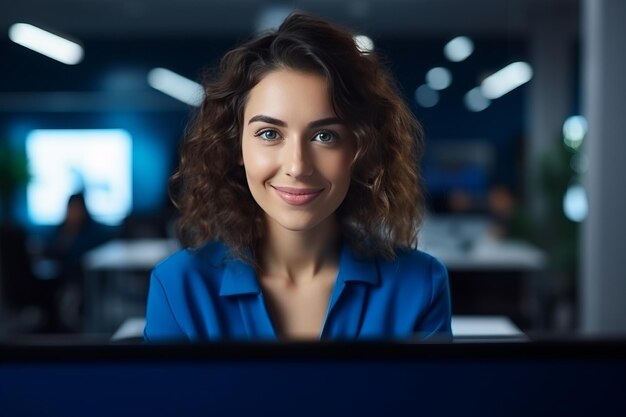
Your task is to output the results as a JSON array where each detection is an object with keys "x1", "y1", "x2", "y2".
[{"x1": 144, "y1": 241, "x2": 452, "y2": 342}]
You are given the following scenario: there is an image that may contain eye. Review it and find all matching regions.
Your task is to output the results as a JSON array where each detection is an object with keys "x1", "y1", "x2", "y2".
[
  {"x1": 256, "y1": 129, "x2": 280, "y2": 141},
  {"x1": 313, "y1": 130, "x2": 337, "y2": 143}
]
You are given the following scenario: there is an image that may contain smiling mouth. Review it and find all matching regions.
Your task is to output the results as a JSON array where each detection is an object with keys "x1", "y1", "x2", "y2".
[{"x1": 272, "y1": 186, "x2": 324, "y2": 206}]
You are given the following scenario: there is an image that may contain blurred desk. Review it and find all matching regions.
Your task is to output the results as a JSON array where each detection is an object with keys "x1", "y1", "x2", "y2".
[
  {"x1": 451, "y1": 315, "x2": 527, "y2": 341},
  {"x1": 418, "y1": 215, "x2": 547, "y2": 271},
  {"x1": 419, "y1": 215, "x2": 548, "y2": 331},
  {"x1": 112, "y1": 315, "x2": 526, "y2": 342},
  {"x1": 83, "y1": 239, "x2": 179, "y2": 271},
  {"x1": 83, "y1": 239, "x2": 179, "y2": 333},
  {"x1": 422, "y1": 237, "x2": 546, "y2": 272},
  {"x1": 84, "y1": 220, "x2": 548, "y2": 333}
]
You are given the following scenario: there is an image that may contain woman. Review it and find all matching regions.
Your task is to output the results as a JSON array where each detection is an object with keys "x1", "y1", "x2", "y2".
[
  {"x1": 144, "y1": 12, "x2": 451, "y2": 342},
  {"x1": 46, "y1": 192, "x2": 112, "y2": 331}
]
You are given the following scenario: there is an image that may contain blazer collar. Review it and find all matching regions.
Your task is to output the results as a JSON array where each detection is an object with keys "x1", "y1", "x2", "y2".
[
  {"x1": 219, "y1": 254, "x2": 260, "y2": 297},
  {"x1": 218, "y1": 241, "x2": 379, "y2": 297},
  {"x1": 336, "y1": 242, "x2": 379, "y2": 286}
]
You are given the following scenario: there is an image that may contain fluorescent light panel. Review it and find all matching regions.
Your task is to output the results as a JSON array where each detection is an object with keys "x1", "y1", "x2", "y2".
[
  {"x1": 8, "y1": 23, "x2": 83, "y2": 65},
  {"x1": 444, "y1": 36, "x2": 474, "y2": 62},
  {"x1": 147, "y1": 67, "x2": 204, "y2": 107},
  {"x1": 480, "y1": 62, "x2": 533, "y2": 100}
]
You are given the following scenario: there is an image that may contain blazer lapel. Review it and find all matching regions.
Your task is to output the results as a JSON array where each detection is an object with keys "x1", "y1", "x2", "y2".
[
  {"x1": 220, "y1": 256, "x2": 277, "y2": 340},
  {"x1": 321, "y1": 243, "x2": 379, "y2": 340}
]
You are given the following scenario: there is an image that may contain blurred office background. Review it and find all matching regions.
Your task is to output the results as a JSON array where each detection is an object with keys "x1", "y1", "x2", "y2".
[{"x1": 0, "y1": 0, "x2": 624, "y2": 341}]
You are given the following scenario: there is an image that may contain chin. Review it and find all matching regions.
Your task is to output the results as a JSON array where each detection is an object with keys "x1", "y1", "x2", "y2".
[
  {"x1": 278, "y1": 220, "x2": 322, "y2": 233},
  {"x1": 268, "y1": 212, "x2": 331, "y2": 233}
]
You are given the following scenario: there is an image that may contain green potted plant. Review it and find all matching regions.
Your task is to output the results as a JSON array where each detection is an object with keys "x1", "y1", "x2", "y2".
[
  {"x1": 0, "y1": 143, "x2": 30, "y2": 225},
  {"x1": 538, "y1": 132, "x2": 581, "y2": 331}
]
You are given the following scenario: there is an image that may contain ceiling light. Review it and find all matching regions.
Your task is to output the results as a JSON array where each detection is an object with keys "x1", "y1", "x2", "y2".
[
  {"x1": 480, "y1": 61, "x2": 533, "y2": 100},
  {"x1": 464, "y1": 87, "x2": 490, "y2": 112},
  {"x1": 8, "y1": 23, "x2": 83, "y2": 65},
  {"x1": 563, "y1": 183, "x2": 588, "y2": 222},
  {"x1": 415, "y1": 85, "x2": 439, "y2": 108},
  {"x1": 563, "y1": 115, "x2": 588, "y2": 150},
  {"x1": 444, "y1": 36, "x2": 474, "y2": 62},
  {"x1": 147, "y1": 68, "x2": 203, "y2": 107},
  {"x1": 425, "y1": 67, "x2": 452, "y2": 90}
]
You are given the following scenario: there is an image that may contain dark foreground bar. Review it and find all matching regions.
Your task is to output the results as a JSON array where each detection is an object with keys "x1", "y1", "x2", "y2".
[{"x1": 1, "y1": 340, "x2": 625, "y2": 417}]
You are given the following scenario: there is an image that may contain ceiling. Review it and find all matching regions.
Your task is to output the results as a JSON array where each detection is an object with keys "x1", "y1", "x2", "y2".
[{"x1": 0, "y1": 0, "x2": 578, "y2": 39}]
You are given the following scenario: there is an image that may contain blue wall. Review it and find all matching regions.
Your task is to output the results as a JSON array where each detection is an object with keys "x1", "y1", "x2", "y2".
[{"x1": 1, "y1": 34, "x2": 540, "y2": 226}]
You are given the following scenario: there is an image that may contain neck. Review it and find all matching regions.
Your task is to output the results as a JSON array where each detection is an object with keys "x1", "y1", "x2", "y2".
[{"x1": 258, "y1": 216, "x2": 341, "y2": 285}]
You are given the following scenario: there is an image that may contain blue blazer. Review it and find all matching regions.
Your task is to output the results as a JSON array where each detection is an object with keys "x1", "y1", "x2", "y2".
[{"x1": 144, "y1": 241, "x2": 452, "y2": 342}]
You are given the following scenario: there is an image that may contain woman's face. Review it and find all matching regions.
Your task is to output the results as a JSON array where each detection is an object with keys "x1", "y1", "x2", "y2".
[{"x1": 241, "y1": 69, "x2": 356, "y2": 235}]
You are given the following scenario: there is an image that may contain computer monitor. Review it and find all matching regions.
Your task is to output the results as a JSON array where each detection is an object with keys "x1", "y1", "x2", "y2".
[{"x1": 1, "y1": 341, "x2": 625, "y2": 417}]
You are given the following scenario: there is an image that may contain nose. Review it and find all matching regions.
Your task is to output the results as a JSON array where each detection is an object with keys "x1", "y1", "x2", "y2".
[{"x1": 283, "y1": 137, "x2": 314, "y2": 178}]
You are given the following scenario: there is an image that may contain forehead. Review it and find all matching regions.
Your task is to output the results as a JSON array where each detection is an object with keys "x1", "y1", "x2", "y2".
[{"x1": 243, "y1": 69, "x2": 335, "y2": 121}]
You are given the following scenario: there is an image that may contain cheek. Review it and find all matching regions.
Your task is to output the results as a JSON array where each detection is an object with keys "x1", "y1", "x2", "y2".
[
  {"x1": 242, "y1": 143, "x2": 275, "y2": 182},
  {"x1": 322, "y1": 152, "x2": 354, "y2": 184}
]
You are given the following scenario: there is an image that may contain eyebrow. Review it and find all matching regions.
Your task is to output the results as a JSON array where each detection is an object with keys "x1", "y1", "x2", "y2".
[{"x1": 247, "y1": 115, "x2": 344, "y2": 129}]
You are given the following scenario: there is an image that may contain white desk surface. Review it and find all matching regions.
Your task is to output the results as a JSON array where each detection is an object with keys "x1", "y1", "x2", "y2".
[
  {"x1": 83, "y1": 238, "x2": 180, "y2": 270},
  {"x1": 112, "y1": 315, "x2": 525, "y2": 341},
  {"x1": 112, "y1": 317, "x2": 148, "y2": 341},
  {"x1": 451, "y1": 315, "x2": 525, "y2": 338},
  {"x1": 84, "y1": 235, "x2": 546, "y2": 274},
  {"x1": 418, "y1": 215, "x2": 547, "y2": 271},
  {"x1": 422, "y1": 238, "x2": 547, "y2": 271}
]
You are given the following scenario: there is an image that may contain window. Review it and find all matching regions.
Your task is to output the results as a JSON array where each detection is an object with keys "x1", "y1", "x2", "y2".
[{"x1": 26, "y1": 129, "x2": 132, "y2": 225}]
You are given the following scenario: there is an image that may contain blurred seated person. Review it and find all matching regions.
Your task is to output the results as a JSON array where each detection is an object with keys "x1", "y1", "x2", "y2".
[
  {"x1": 486, "y1": 185, "x2": 533, "y2": 241},
  {"x1": 447, "y1": 189, "x2": 479, "y2": 213},
  {"x1": 44, "y1": 192, "x2": 113, "y2": 331}
]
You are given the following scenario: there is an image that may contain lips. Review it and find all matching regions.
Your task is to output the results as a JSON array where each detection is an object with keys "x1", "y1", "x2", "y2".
[{"x1": 272, "y1": 186, "x2": 324, "y2": 206}]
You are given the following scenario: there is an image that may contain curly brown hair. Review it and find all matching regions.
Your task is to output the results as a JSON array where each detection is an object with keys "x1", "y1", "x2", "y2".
[{"x1": 170, "y1": 12, "x2": 424, "y2": 261}]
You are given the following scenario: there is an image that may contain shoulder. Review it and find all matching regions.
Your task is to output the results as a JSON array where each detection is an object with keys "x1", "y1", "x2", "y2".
[
  {"x1": 145, "y1": 241, "x2": 234, "y2": 341},
  {"x1": 384, "y1": 247, "x2": 447, "y2": 277},
  {"x1": 376, "y1": 247, "x2": 448, "y2": 294},
  {"x1": 152, "y1": 240, "x2": 230, "y2": 285},
  {"x1": 377, "y1": 248, "x2": 451, "y2": 332}
]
